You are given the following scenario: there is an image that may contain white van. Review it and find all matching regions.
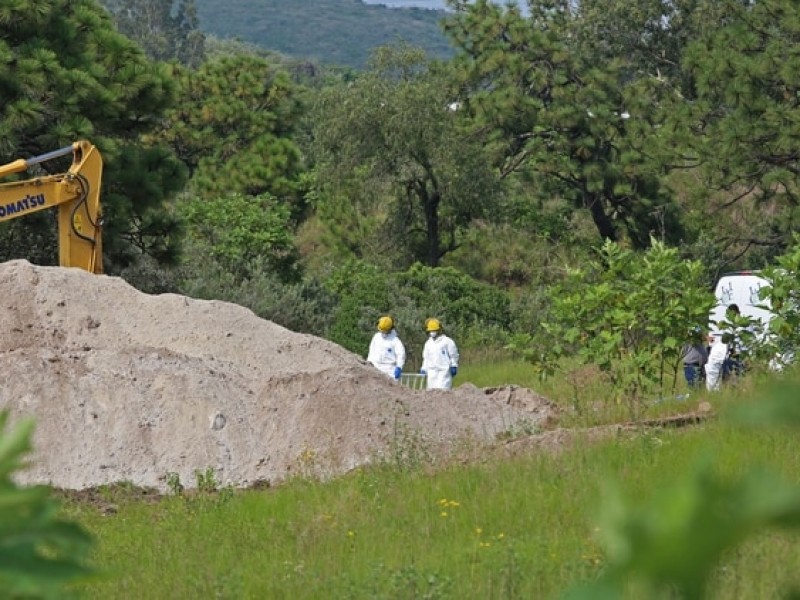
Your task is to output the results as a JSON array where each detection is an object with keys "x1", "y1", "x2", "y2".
[{"x1": 709, "y1": 271, "x2": 774, "y2": 341}]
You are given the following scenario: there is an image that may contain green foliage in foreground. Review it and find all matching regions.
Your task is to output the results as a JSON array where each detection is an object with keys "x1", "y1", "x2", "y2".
[
  {"x1": 0, "y1": 412, "x2": 94, "y2": 597},
  {"x1": 65, "y1": 374, "x2": 800, "y2": 599}
]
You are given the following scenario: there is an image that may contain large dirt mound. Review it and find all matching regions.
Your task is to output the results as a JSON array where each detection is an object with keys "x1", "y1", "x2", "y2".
[{"x1": 0, "y1": 260, "x2": 557, "y2": 491}]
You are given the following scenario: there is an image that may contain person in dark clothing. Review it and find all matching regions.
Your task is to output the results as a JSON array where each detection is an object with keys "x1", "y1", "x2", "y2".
[
  {"x1": 723, "y1": 304, "x2": 746, "y2": 379},
  {"x1": 681, "y1": 327, "x2": 709, "y2": 388}
]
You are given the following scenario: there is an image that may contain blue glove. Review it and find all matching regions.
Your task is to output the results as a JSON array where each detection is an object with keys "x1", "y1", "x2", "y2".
[
  {"x1": 420, "y1": 369, "x2": 426, "y2": 375},
  {"x1": 450, "y1": 366, "x2": 458, "y2": 377},
  {"x1": 393, "y1": 366, "x2": 402, "y2": 380}
]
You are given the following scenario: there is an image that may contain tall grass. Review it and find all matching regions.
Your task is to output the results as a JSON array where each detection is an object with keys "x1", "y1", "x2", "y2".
[
  {"x1": 65, "y1": 373, "x2": 800, "y2": 599},
  {"x1": 461, "y1": 348, "x2": 616, "y2": 413},
  {"x1": 460, "y1": 351, "x2": 720, "y2": 428}
]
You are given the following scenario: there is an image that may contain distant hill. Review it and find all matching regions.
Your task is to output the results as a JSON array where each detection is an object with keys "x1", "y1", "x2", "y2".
[
  {"x1": 363, "y1": 0, "x2": 449, "y2": 7},
  {"x1": 194, "y1": 0, "x2": 454, "y2": 69},
  {"x1": 363, "y1": 1, "x2": 524, "y2": 8}
]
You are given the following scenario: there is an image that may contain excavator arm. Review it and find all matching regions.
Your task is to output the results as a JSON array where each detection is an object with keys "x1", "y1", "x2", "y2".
[{"x1": 0, "y1": 141, "x2": 103, "y2": 273}]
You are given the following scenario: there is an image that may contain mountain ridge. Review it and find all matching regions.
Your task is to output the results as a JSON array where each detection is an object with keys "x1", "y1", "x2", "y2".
[{"x1": 194, "y1": 0, "x2": 454, "y2": 69}]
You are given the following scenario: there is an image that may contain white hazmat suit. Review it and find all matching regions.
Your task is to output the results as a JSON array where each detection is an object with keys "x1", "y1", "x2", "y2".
[
  {"x1": 421, "y1": 332, "x2": 459, "y2": 390},
  {"x1": 705, "y1": 339, "x2": 728, "y2": 391},
  {"x1": 367, "y1": 329, "x2": 406, "y2": 379}
]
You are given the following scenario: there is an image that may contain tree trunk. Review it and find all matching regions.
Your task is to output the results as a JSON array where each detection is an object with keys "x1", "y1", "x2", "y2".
[
  {"x1": 422, "y1": 185, "x2": 440, "y2": 267},
  {"x1": 584, "y1": 191, "x2": 618, "y2": 243}
]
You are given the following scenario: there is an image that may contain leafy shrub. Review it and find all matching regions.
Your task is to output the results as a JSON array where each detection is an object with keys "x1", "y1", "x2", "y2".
[
  {"x1": 758, "y1": 236, "x2": 800, "y2": 367},
  {"x1": 117, "y1": 254, "x2": 184, "y2": 295},
  {"x1": 397, "y1": 263, "x2": 511, "y2": 330},
  {"x1": 0, "y1": 411, "x2": 94, "y2": 596},
  {"x1": 513, "y1": 239, "x2": 716, "y2": 414},
  {"x1": 179, "y1": 256, "x2": 337, "y2": 336},
  {"x1": 324, "y1": 260, "x2": 393, "y2": 354},
  {"x1": 324, "y1": 260, "x2": 514, "y2": 357},
  {"x1": 178, "y1": 192, "x2": 300, "y2": 283}
]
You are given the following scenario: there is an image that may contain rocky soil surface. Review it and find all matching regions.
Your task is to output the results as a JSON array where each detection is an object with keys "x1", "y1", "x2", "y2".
[{"x1": 0, "y1": 260, "x2": 558, "y2": 491}]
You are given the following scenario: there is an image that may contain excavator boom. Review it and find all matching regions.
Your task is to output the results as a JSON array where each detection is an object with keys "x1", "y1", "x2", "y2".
[{"x1": 0, "y1": 141, "x2": 103, "y2": 273}]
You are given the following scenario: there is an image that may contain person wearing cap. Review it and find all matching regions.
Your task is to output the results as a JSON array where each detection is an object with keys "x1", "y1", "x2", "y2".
[
  {"x1": 367, "y1": 315, "x2": 406, "y2": 380},
  {"x1": 420, "y1": 318, "x2": 459, "y2": 390}
]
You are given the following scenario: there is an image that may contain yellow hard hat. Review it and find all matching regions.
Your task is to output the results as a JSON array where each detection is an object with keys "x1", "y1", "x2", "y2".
[
  {"x1": 377, "y1": 316, "x2": 394, "y2": 332},
  {"x1": 424, "y1": 318, "x2": 441, "y2": 332}
]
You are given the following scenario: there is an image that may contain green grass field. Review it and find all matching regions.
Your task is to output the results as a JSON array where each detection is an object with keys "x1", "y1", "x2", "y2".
[{"x1": 62, "y1": 362, "x2": 800, "y2": 599}]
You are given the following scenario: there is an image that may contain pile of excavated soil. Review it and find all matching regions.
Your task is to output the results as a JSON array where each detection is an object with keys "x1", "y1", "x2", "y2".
[{"x1": 0, "y1": 260, "x2": 558, "y2": 492}]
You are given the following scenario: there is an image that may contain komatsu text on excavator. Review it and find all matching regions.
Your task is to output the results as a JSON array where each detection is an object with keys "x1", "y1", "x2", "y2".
[{"x1": 0, "y1": 140, "x2": 103, "y2": 273}]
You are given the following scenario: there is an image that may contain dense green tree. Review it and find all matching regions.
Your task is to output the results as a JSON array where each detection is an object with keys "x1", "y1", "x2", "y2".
[
  {"x1": 102, "y1": 0, "x2": 206, "y2": 67},
  {"x1": 0, "y1": 0, "x2": 186, "y2": 271},
  {"x1": 443, "y1": 0, "x2": 684, "y2": 249},
  {"x1": 679, "y1": 0, "x2": 800, "y2": 259},
  {"x1": 177, "y1": 191, "x2": 299, "y2": 282},
  {"x1": 149, "y1": 52, "x2": 309, "y2": 291},
  {"x1": 310, "y1": 44, "x2": 500, "y2": 268},
  {"x1": 156, "y1": 54, "x2": 306, "y2": 213},
  {"x1": 558, "y1": 0, "x2": 800, "y2": 269},
  {"x1": 561, "y1": 0, "x2": 800, "y2": 268},
  {"x1": 571, "y1": 0, "x2": 709, "y2": 92},
  {"x1": 102, "y1": 143, "x2": 187, "y2": 268}
]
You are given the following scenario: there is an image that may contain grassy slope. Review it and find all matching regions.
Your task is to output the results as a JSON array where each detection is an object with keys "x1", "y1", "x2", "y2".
[
  {"x1": 68, "y1": 414, "x2": 800, "y2": 598},
  {"x1": 194, "y1": 0, "x2": 454, "y2": 68},
  {"x1": 65, "y1": 369, "x2": 800, "y2": 598}
]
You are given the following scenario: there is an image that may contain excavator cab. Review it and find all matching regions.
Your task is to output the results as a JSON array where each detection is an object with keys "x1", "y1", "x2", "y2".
[{"x1": 0, "y1": 141, "x2": 103, "y2": 273}]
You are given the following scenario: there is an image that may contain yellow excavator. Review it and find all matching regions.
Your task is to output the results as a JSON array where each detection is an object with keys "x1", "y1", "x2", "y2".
[{"x1": 0, "y1": 140, "x2": 103, "y2": 273}]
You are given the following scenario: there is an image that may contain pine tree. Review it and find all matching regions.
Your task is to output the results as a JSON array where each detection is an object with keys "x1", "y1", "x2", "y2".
[
  {"x1": 681, "y1": 0, "x2": 800, "y2": 256},
  {"x1": 101, "y1": 0, "x2": 206, "y2": 67},
  {"x1": 443, "y1": 0, "x2": 683, "y2": 248},
  {"x1": 0, "y1": 0, "x2": 186, "y2": 270}
]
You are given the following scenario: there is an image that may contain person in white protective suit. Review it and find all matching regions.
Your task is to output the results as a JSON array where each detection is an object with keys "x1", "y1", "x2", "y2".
[
  {"x1": 420, "y1": 318, "x2": 460, "y2": 390},
  {"x1": 705, "y1": 333, "x2": 731, "y2": 392},
  {"x1": 367, "y1": 315, "x2": 406, "y2": 380}
]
